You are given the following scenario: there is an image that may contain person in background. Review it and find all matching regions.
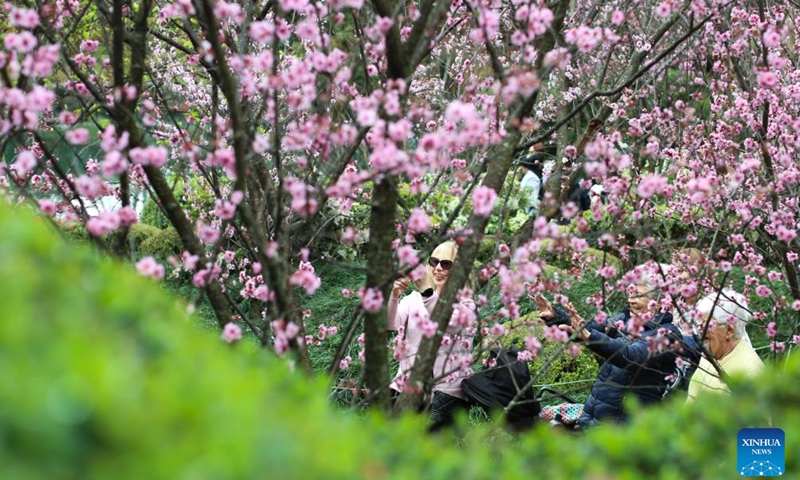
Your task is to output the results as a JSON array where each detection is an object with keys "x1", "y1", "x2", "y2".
[
  {"x1": 536, "y1": 263, "x2": 686, "y2": 429},
  {"x1": 388, "y1": 240, "x2": 477, "y2": 431},
  {"x1": 685, "y1": 290, "x2": 764, "y2": 403},
  {"x1": 566, "y1": 177, "x2": 592, "y2": 214},
  {"x1": 518, "y1": 153, "x2": 545, "y2": 217}
]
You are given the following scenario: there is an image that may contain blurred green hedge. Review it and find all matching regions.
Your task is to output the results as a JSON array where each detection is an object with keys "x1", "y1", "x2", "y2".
[{"x1": 1, "y1": 204, "x2": 798, "y2": 479}]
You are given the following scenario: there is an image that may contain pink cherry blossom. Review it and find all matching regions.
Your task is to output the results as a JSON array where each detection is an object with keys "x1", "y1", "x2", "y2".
[
  {"x1": 38, "y1": 200, "x2": 57, "y2": 216},
  {"x1": 118, "y1": 206, "x2": 138, "y2": 226},
  {"x1": 564, "y1": 26, "x2": 603, "y2": 52},
  {"x1": 10, "y1": 7, "x2": 40, "y2": 29},
  {"x1": 65, "y1": 128, "x2": 89, "y2": 145},
  {"x1": 182, "y1": 252, "x2": 200, "y2": 271},
  {"x1": 516, "y1": 350, "x2": 535, "y2": 361},
  {"x1": 407, "y1": 208, "x2": 431, "y2": 234},
  {"x1": 12, "y1": 150, "x2": 38, "y2": 177},
  {"x1": 597, "y1": 264, "x2": 617, "y2": 279},
  {"x1": 197, "y1": 221, "x2": 220, "y2": 244},
  {"x1": 543, "y1": 325, "x2": 569, "y2": 342},
  {"x1": 524, "y1": 336, "x2": 542, "y2": 355},
  {"x1": 570, "y1": 237, "x2": 589, "y2": 252},
  {"x1": 766, "y1": 322, "x2": 778, "y2": 338},
  {"x1": 775, "y1": 225, "x2": 796, "y2": 242},
  {"x1": 284, "y1": 176, "x2": 318, "y2": 217},
  {"x1": 397, "y1": 245, "x2": 419, "y2": 266},
  {"x1": 339, "y1": 355, "x2": 352, "y2": 370},
  {"x1": 654, "y1": 2, "x2": 672, "y2": 17},
  {"x1": 763, "y1": 30, "x2": 782, "y2": 48},
  {"x1": 756, "y1": 285, "x2": 772, "y2": 297},
  {"x1": 289, "y1": 261, "x2": 322, "y2": 295},
  {"x1": 221, "y1": 322, "x2": 243, "y2": 343},
  {"x1": 74, "y1": 175, "x2": 105, "y2": 200},
  {"x1": 358, "y1": 287, "x2": 383, "y2": 313},
  {"x1": 757, "y1": 70, "x2": 779, "y2": 89},
  {"x1": 129, "y1": 146, "x2": 169, "y2": 167},
  {"x1": 80, "y1": 39, "x2": 99, "y2": 52},
  {"x1": 770, "y1": 341, "x2": 786, "y2": 353},
  {"x1": 279, "y1": 0, "x2": 309, "y2": 13},
  {"x1": 135, "y1": 256, "x2": 165, "y2": 280},
  {"x1": 214, "y1": 199, "x2": 237, "y2": 220},
  {"x1": 636, "y1": 173, "x2": 667, "y2": 198},
  {"x1": 472, "y1": 186, "x2": 498, "y2": 217},
  {"x1": 418, "y1": 317, "x2": 438, "y2": 338},
  {"x1": 489, "y1": 323, "x2": 506, "y2": 336},
  {"x1": 86, "y1": 211, "x2": 121, "y2": 237}
]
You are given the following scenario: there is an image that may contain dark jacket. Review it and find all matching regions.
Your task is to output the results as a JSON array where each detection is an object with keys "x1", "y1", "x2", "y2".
[{"x1": 576, "y1": 308, "x2": 683, "y2": 428}]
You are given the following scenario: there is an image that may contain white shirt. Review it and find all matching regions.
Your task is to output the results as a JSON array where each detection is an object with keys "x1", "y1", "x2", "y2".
[{"x1": 520, "y1": 170, "x2": 542, "y2": 215}]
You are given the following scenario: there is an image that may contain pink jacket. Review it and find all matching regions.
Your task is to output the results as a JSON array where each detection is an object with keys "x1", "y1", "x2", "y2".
[{"x1": 388, "y1": 291, "x2": 476, "y2": 399}]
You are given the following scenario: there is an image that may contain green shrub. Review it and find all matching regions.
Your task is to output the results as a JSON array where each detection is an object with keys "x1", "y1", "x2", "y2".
[
  {"x1": 139, "y1": 175, "x2": 218, "y2": 229},
  {"x1": 477, "y1": 235, "x2": 498, "y2": 263},
  {"x1": 481, "y1": 312, "x2": 600, "y2": 402},
  {"x1": 58, "y1": 221, "x2": 89, "y2": 243},
  {"x1": 537, "y1": 237, "x2": 621, "y2": 273},
  {"x1": 128, "y1": 222, "x2": 161, "y2": 249},
  {"x1": 2, "y1": 204, "x2": 798, "y2": 480},
  {"x1": 138, "y1": 227, "x2": 182, "y2": 258}
]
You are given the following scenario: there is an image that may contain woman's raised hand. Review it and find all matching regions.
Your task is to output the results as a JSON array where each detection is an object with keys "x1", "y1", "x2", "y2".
[
  {"x1": 531, "y1": 293, "x2": 555, "y2": 319},
  {"x1": 391, "y1": 277, "x2": 410, "y2": 299},
  {"x1": 564, "y1": 302, "x2": 590, "y2": 341}
]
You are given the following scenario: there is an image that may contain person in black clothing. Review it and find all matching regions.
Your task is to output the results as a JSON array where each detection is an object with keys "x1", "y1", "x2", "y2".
[{"x1": 535, "y1": 266, "x2": 689, "y2": 429}]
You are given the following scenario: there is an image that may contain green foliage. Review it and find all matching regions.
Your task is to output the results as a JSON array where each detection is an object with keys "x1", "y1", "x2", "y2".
[
  {"x1": 537, "y1": 236, "x2": 622, "y2": 274},
  {"x1": 310, "y1": 201, "x2": 371, "y2": 262},
  {"x1": 139, "y1": 174, "x2": 218, "y2": 228},
  {"x1": 2, "y1": 204, "x2": 798, "y2": 480},
  {"x1": 4, "y1": 121, "x2": 103, "y2": 170},
  {"x1": 138, "y1": 227, "x2": 182, "y2": 259},
  {"x1": 139, "y1": 195, "x2": 171, "y2": 229},
  {"x1": 128, "y1": 222, "x2": 161, "y2": 249},
  {"x1": 58, "y1": 221, "x2": 89, "y2": 243},
  {"x1": 725, "y1": 267, "x2": 796, "y2": 359},
  {"x1": 482, "y1": 312, "x2": 600, "y2": 402},
  {"x1": 301, "y1": 263, "x2": 366, "y2": 379},
  {"x1": 477, "y1": 235, "x2": 499, "y2": 263}
]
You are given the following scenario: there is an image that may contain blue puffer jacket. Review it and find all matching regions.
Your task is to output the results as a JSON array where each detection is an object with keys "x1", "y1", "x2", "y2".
[{"x1": 576, "y1": 308, "x2": 683, "y2": 429}]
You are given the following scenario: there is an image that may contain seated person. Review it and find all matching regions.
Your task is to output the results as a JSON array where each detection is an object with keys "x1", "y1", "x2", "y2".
[
  {"x1": 685, "y1": 290, "x2": 764, "y2": 403},
  {"x1": 388, "y1": 240, "x2": 477, "y2": 431},
  {"x1": 536, "y1": 265, "x2": 686, "y2": 429}
]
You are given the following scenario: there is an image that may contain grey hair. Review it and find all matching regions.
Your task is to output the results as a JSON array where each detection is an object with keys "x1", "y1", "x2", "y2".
[
  {"x1": 633, "y1": 263, "x2": 674, "y2": 300},
  {"x1": 695, "y1": 290, "x2": 750, "y2": 340}
]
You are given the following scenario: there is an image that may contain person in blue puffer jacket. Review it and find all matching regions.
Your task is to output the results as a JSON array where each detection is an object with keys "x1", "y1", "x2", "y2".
[{"x1": 535, "y1": 265, "x2": 689, "y2": 429}]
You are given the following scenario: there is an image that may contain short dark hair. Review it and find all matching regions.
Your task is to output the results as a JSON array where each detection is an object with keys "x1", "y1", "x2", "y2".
[{"x1": 518, "y1": 153, "x2": 544, "y2": 172}]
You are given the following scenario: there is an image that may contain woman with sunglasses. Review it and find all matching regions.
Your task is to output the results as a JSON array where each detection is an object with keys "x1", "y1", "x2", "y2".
[{"x1": 388, "y1": 240, "x2": 477, "y2": 431}]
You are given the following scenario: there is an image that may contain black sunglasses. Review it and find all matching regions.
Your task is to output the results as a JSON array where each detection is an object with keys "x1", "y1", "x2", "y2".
[{"x1": 428, "y1": 257, "x2": 453, "y2": 270}]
